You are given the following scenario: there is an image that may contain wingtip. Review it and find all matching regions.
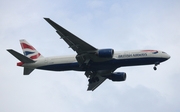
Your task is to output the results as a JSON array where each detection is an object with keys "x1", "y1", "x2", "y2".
[
  {"x1": 87, "y1": 89, "x2": 93, "y2": 91},
  {"x1": 7, "y1": 49, "x2": 12, "y2": 51},
  {"x1": 87, "y1": 87, "x2": 94, "y2": 91},
  {"x1": 44, "y1": 17, "x2": 50, "y2": 21}
]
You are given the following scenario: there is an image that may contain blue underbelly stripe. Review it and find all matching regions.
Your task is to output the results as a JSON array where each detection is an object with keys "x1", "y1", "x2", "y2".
[{"x1": 37, "y1": 57, "x2": 167, "y2": 71}]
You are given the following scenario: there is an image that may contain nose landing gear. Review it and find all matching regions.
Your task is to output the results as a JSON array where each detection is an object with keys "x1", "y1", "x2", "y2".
[
  {"x1": 153, "y1": 62, "x2": 160, "y2": 70},
  {"x1": 153, "y1": 66, "x2": 157, "y2": 70}
]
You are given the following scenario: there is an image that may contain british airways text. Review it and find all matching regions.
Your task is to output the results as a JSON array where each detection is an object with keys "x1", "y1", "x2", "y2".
[{"x1": 118, "y1": 53, "x2": 147, "y2": 58}]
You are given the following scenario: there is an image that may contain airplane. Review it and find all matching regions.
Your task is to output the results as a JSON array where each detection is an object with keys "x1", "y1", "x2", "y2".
[{"x1": 7, "y1": 18, "x2": 170, "y2": 91}]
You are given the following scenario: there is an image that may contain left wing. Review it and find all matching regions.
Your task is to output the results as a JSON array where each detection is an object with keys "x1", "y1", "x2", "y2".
[
  {"x1": 86, "y1": 69, "x2": 116, "y2": 91},
  {"x1": 44, "y1": 18, "x2": 97, "y2": 55},
  {"x1": 44, "y1": 18, "x2": 112, "y2": 65}
]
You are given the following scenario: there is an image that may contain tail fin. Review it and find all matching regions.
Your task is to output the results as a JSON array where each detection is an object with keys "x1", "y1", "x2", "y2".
[
  {"x1": 20, "y1": 39, "x2": 43, "y2": 60},
  {"x1": 7, "y1": 39, "x2": 43, "y2": 75}
]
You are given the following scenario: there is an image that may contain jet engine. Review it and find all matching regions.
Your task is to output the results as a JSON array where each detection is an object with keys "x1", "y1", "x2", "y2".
[
  {"x1": 96, "y1": 49, "x2": 114, "y2": 58},
  {"x1": 107, "y1": 72, "x2": 126, "y2": 81}
]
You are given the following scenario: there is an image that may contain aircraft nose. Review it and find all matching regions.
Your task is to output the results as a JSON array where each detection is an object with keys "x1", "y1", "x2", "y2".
[
  {"x1": 165, "y1": 53, "x2": 170, "y2": 60},
  {"x1": 162, "y1": 51, "x2": 170, "y2": 60},
  {"x1": 167, "y1": 54, "x2": 171, "y2": 59}
]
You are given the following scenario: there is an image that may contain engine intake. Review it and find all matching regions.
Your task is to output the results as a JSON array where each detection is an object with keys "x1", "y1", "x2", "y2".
[
  {"x1": 97, "y1": 49, "x2": 114, "y2": 58},
  {"x1": 107, "y1": 72, "x2": 126, "y2": 81}
]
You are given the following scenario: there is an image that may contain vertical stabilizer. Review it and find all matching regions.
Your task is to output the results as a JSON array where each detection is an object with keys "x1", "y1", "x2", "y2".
[{"x1": 20, "y1": 39, "x2": 43, "y2": 60}]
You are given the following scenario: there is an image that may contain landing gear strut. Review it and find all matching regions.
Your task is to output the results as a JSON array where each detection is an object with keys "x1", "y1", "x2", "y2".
[{"x1": 153, "y1": 62, "x2": 160, "y2": 71}]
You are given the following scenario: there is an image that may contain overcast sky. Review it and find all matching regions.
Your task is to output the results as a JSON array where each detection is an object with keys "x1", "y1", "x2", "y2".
[{"x1": 1, "y1": 0, "x2": 180, "y2": 112}]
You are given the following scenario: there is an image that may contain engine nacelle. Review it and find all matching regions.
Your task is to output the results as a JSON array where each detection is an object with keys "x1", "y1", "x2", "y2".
[
  {"x1": 107, "y1": 72, "x2": 126, "y2": 81},
  {"x1": 96, "y1": 49, "x2": 114, "y2": 58}
]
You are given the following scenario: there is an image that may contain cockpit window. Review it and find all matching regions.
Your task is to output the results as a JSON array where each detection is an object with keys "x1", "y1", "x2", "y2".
[
  {"x1": 162, "y1": 52, "x2": 166, "y2": 54},
  {"x1": 152, "y1": 51, "x2": 158, "y2": 54}
]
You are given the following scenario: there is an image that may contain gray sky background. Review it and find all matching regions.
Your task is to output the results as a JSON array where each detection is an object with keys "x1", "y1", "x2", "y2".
[{"x1": 1, "y1": 0, "x2": 180, "y2": 112}]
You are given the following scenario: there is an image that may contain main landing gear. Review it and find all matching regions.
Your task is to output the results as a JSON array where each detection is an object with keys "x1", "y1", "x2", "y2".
[{"x1": 153, "y1": 62, "x2": 160, "y2": 71}]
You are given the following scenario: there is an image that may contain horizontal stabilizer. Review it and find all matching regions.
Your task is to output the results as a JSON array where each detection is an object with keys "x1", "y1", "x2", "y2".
[
  {"x1": 7, "y1": 49, "x2": 35, "y2": 63},
  {"x1": 24, "y1": 68, "x2": 34, "y2": 75}
]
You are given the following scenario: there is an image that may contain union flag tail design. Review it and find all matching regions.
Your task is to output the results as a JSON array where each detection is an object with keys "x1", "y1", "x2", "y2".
[{"x1": 20, "y1": 39, "x2": 43, "y2": 60}]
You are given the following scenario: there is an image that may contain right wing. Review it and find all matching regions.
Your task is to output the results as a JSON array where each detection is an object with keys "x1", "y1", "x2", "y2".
[
  {"x1": 87, "y1": 75, "x2": 106, "y2": 91},
  {"x1": 86, "y1": 69, "x2": 116, "y2": 91}
]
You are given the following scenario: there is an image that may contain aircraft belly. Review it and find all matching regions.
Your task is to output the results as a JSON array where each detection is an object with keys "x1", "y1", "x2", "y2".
[
  {"x1": 89, "y1": 57, "x2": 167, "y2": 69},
  {"x1": 36, "y1": 57, "x2": 167, "y2": 71},
  {"x1": 37, "y1": 62, "x2": 80, "y2": 71},
  {"x1": 113, "y1": 57, "x2": 167, "y2": 67}
]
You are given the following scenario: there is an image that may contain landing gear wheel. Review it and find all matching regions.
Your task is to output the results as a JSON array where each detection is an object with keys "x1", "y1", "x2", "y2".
[
  {"x1": 153, "y1": 66, "x2": 157, "y2": 70},
  {"x1": 153, "y1": 62, "x2": 160, "y2": 71}
]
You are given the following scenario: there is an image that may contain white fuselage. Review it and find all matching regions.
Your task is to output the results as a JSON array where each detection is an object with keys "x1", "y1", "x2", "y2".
[{"x1": 20, "y1": 50, "x2": 170, "y2": 72}]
